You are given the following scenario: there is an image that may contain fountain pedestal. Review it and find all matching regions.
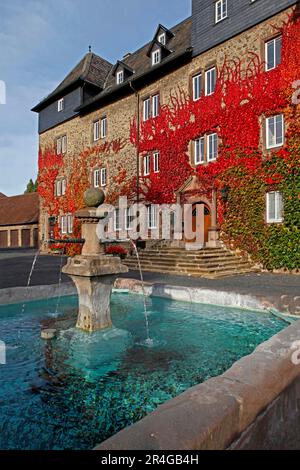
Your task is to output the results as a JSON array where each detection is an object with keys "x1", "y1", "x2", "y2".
[{"x1": 62, "y1": 189, "x2": 128, "y2": 332}]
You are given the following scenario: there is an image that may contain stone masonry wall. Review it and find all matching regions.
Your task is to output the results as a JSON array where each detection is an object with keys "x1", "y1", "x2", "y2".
[{"x1": 38, "y1": 8, "x2": 293, "y2": 247}]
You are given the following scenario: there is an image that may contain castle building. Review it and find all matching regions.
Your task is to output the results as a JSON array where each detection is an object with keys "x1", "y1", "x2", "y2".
[{"x1": 32, "y1": 0, "x2": 300, "y2": 272}]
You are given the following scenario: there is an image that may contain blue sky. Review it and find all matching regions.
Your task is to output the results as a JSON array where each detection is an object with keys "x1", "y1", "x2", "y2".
[{"x1": 0, "y1": 0, "x2": 190, "y2": 196}]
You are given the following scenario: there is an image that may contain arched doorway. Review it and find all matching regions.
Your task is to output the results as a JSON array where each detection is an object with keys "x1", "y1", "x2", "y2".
[{"x1": 190, "y1": 202, "x2": 211, "y2": 244}]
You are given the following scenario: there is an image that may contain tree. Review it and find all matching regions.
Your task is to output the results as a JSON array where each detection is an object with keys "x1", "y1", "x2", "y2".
[{"x1": 24, "y1": 178, "x2": 38, "y2": 193}]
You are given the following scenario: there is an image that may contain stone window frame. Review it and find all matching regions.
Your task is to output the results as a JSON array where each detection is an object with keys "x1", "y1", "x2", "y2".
[
  {"x1": 55, "y1": 177, "x2": 67, "y2": 197},
  {"x1": 92, "y1": 115, "x2": 108, "y2": 143},
  {"x1": 205, "y1": 65, "x2": 217, "y2": 96},
  {"x1": 191, "y1": 133, "x2": 219, "y2": 166},
  {"x1": 93, "y1": 167, "x2": 108, "y2": 188},
  {"x1": 266, "y1": 191, "x2": 284, "y2": 224},
  {"x1": 191, "y1": 71, "x2": 202, "y2": 101},
  {"x1": 56, "y1": 135, "x2": 67, "y2": 155},
  {"x1": 61, "y1": 213, "x2": 73, "y2": 235},
  {"x1": 264, "y1": 35, "x2": 282, "y2": 72},
  {"x1": 265, "y1": 114, "x2": 285, "y2": 150},
  {"x1": 141, "y1": 91, "x2": 160, "y2": 122}
]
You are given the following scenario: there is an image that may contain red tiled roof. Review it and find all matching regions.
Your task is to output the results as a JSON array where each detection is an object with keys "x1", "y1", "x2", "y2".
[
  {"x1": 0, "y1": 192, "x2": 7, "y2": 198},
  {"x1": 0, "y1": 193, "x2": 39, "y2": 227}
]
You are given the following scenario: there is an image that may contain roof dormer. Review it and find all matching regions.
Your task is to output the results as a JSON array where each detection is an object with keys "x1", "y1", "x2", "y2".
[
  {"x1": 147, "y1": 41, "x2": 171, "y2": 66},
  {"x1": 153, "y1": 24, "x2": 174, "y2": 46},
  {"x1": 146, "y1": 24, "x2": 174, "y2": 66},
  {"x1": 112, "y1": 60, "x2": 134, "y2": 85}
]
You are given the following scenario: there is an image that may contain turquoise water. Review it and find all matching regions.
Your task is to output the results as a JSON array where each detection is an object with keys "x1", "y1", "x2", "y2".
[{"x1": 0, "y1": 293, "x2": 286, "y2": 450}]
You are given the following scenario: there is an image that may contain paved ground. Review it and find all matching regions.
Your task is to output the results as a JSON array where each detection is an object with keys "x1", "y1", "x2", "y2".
[
  {"x1": 0, "y1": 249, "x2": 299, "y2": 312},
  {"x1": 0, "y1": 249, "x2": 69, "y2": 289}
]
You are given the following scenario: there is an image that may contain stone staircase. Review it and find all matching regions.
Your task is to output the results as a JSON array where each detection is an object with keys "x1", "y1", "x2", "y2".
[{"x1": 124, "y1": 246, "x2": 257, "y2": 278}]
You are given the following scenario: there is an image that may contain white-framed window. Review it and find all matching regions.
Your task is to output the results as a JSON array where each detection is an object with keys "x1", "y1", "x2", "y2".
[
  {"x1": 143, "y1": 98, "x2": 151, "y2": 122},
  {"x1": 147, "y1": 205, "x2": 158, "y2": 229},
  {"x1": 114, "y1": 208, "x2": 120, "y2": 231},
  {"x1": 192, "y1": 73, "x2": 202, "y2": 101},
  {"x1": 67, "y1": 214, "x2": 73, "y2": 234},
  {"x1": 143, "y1": 155, "x2": 151, "y2": 176},
  {"x1": 205, "y1": 67, "x2": 216, "y2": 96},
  {"x1": 152, "y1": 49, "x2": 161, "y2": 66},
  {"x1": 195, "y1": 137, "x2": 205, "y2": 165},
  {"x1": 61, "y1": 214, "x2": 73, "y2": 234},
  {"x1": 215, "y1": 0, "x2": 227, "y2": 23},
  {"x1": 265, "y1": 36, "x2": 282, "y2": 72},
  {"x1": 56, "y1": 136, "x2": 67, "y2": 154},
  {"x1": 125, "y1": 207, "x2": 134, "y2": 230},
  {"x1": 55, "y1": 179, "x2": 62, "y2": 197},
  {"x1": 158, "y1": 33, "x2": 166, "y2": 45},
  {"x1": 207, "y1": 133, "x2": 218, "y2": 161},
  {"x1": 61, "y1": 178, "x2": 66, "y2": 196},
  {"x1": 266, "y1": 114, "x2": 284, "y2": 149},
  {"x1": 58, "y1": 98, "x2": 64, "y2": 112},
  {"x1": 266, "y1": 192, "x2": 283, "y2": 223},
  {"x1": 93, "y1": 169, "x2": 100, "y2": 188},
  {"x1": 62, "y1": 135, "x2": 67, "y2": 154},
  {"x1": 101, "y1": 116, "x2": 107, "y2": 138},
  {"x1": 100, "y1": 168, "x2": 107, "y2": 187},
  {"x1": 152, "y1": 94, "x2": 159, "y2": 118},
  {"x1": 117, "y1": 70, "x2": 124, "y2": 85},
  {"x1": 153, "y1": 151, "x2": 160, "y2": 173},
  {"x1": 61, "y1": 215, "x2": 67, "y2": 234},
  {"x1": 93, "y1": 120, "x2": 100, "y2": 141},
  {"x1": 56, "y1": 137, "x2": 62, "y2": 155}
]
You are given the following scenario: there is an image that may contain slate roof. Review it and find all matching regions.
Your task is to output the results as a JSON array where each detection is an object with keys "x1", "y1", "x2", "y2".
[
  {"x1": 79, "y1": 17, "x2": 192, "y2": 111},
  {"x1": 33, "y1": 16, "x2": 192, "y2": 114},
  {"x1": 32, "y1": 53, "x2": 112, "y2": 112},
  {"x1": 0, "y1": 193, "x2": 39, "y2": 227}
]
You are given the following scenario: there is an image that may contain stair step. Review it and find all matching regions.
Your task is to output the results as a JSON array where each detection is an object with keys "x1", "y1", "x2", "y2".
[{"x1": 122, "y1": 245, "x2": 256, "y2": 278}]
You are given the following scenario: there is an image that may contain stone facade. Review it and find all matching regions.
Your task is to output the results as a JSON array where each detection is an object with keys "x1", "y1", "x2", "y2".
[{"x1": 38, "y1": 8, "x2": 293, "y2": 251}]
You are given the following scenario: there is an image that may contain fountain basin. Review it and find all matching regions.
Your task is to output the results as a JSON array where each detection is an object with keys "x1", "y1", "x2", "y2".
[{"x1": 0, "y1": 293, "x2": 287, "y2": 450}]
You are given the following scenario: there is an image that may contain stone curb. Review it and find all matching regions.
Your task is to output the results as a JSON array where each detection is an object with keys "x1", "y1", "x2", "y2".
[
  {"x1": 114, "y1": 277, "x2": 292, "y2": 317},
  {"x1": 95, "y1": 320, "x2": 300, "y2": 450},
  {"x1": 0, "y1": 283, "x2": 76, "y2": 306}
]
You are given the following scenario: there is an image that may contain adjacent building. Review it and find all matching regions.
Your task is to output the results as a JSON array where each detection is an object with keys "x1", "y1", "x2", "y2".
[{"x1": 0, "y1": 193, "x2": 39, "y2": 249}]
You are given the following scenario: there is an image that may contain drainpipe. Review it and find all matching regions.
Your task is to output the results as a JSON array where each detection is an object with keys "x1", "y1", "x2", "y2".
[{"x1": 129, "y1": 81, "x2": 140, "y2": 205}]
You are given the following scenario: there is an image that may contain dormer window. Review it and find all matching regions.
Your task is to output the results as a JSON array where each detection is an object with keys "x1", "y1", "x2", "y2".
[
  {"x1": 58, "y1": 98, "x2": 64, "y2": 112},
  {"x1": 117, "y1": 70, "x2": 124, "y2": 85},
  {"x1": 158, "y1": 33, "x2": 166, "y2": 45},
  {"x1": 152, "y1": 49, "x2": 161, "y2": 66}
]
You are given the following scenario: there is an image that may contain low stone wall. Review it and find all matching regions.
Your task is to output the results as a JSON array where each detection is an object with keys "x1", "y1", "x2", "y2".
[
  {"x1": 96, "y1": 320, "x2": 300, "y2": 450},
  {"x1": 114, "y1": 278, "x2": 288, "y2": 316},
  {"x1": 0, "y1": 282, "x2": 76, "y2": 306}
]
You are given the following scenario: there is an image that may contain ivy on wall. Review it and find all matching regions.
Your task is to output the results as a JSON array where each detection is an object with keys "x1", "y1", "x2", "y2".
[{"x1": 39, "y1": 9, "x2": 300, "y2": 268}]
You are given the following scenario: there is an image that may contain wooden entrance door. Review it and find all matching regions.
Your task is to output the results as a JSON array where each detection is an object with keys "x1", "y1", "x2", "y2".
[{"x1": 192, "y1": 203, "x2": 211, "y2": 243}]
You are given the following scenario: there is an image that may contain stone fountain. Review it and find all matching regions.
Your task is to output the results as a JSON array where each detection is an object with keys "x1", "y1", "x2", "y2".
[{"x1": 62, "y1": 188, "x2": 128, "y2": 332}]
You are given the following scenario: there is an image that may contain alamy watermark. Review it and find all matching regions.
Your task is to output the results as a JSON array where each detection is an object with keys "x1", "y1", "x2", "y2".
[
  {"x1": 96, "y1": 197, "x2": 208, "y2": 247},
  {"x1": 291, "y1": 341, "x2": 300, "y2": 366},
  {"x1": 0, "y1": 80, "x2": 6, "y2": 105},
  {"x1": 0, "y1": 340, "x2": 6, "y2": 365}
]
